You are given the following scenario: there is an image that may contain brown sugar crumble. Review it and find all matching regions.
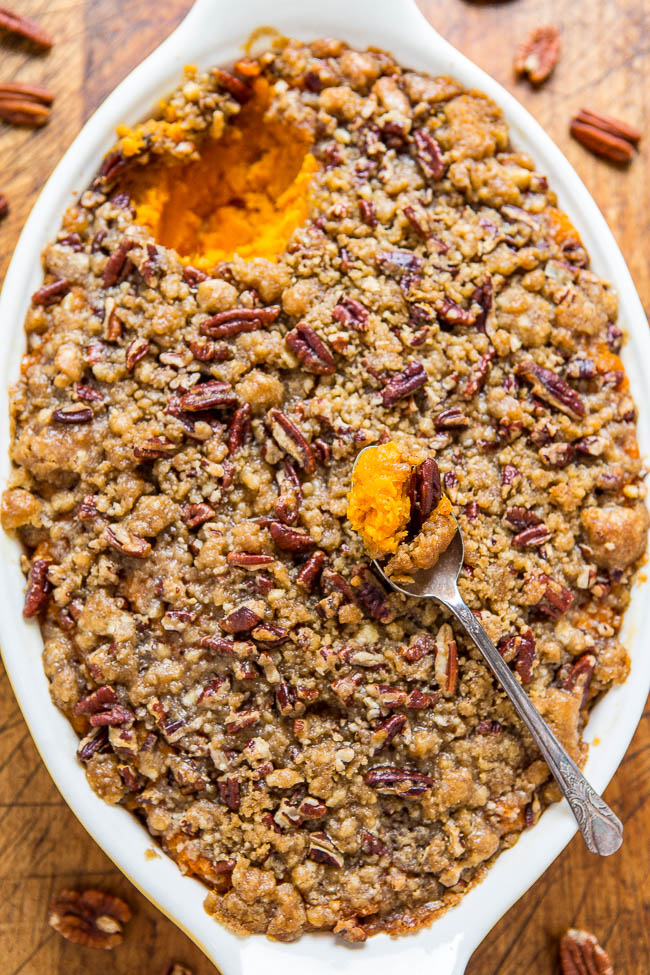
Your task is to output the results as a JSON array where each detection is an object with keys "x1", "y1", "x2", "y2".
[{"x1": 3, "y1": 36, "x2": 647, "y2": 943}]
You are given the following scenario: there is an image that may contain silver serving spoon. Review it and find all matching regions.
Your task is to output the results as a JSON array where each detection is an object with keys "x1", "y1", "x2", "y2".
[{"x1": 352, "y1": 453, "x2": 623, "y2": 856}]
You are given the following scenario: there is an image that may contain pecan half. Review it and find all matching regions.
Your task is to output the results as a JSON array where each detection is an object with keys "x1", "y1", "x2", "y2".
[
  {"x1": 308, "y1": 832, "x2": 344, "y2": 868},
  {"x1": 286, "y1": 322, "x2": 335, "y2": 375},
  {"x1": 269, "y1": 521, "x2": 315, "y2": 554},
  {"x1": 23, "y1": 558, "x2": 51, "y2": 618},
  {"x1": 200, "y1": 305, "x2": 280, "y2": 338},
  {"x1": 188, "y1": 338, "x2": 230, "y2": 362},
  {"x1": 381, "y1": 360, "x2": 427, "y2": 407},
  {"x1": 268, "y1": 409, "x2": 315, "y2": 474},
  {"x1": 0, "y1": 93, "x2": 50, "y2": 125},
  {"x1": 364, "y1": 766, "x2": 433, "y2": 798},
  {"x1": 48, "y1": 889, "x2": 132, "y2": 949},
  {"x1": 103, "y1": 524, "x2": 151, "y2": 558},
  {"x1": 355, "y1": 566, "x2": 392, "y2": 622},
  {"x1": 514, "y1": 26, "x2": 561, "y2": 85},
  {"x1": 332, "y1": 296, "x2": 369, "y2": 331},
  {"x1": 32, "y1": 278, "x2": 69, "y2": 306},
  {"x1": 408, "y1": 458, "x2": 442, "y2": 534},
  {"x1": 517, "y1": 360, "x2": 585, "y2": 418},
  {"x1": 573, "y1": 107, "x2": 641, "y2": 146},
  {"x1": 571, "y1": 110, "x2": 639, "y2": 164},
  {"x1": 559, "y1": 928, "x2": 614, "y2": 975},
  {"x1": 413, "y1": 128, "x2": 445, "y2": 181},
  {"x1": 178, "y1": 380, "x2": 238, "y2": 412},
  {"x1": 274, "y1": 461, "x2": 302, "y2": 525}
]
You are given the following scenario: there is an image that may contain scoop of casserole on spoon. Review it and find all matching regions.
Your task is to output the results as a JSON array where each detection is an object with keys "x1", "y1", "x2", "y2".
[{"x1": 348, "y1": 443, "x2": 623, "y2": 856}]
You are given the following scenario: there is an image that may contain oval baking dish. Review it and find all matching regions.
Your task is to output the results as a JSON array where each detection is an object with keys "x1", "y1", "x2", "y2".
[{"x1": 0, "y1": 1, "x2": 648, "y2": 972}]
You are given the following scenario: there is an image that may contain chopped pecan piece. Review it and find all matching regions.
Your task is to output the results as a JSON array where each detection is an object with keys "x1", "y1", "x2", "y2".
[
  {"x1": 536, "y1": 572, "x2": 574, "y2": 618},
  {"x1": 181, "y1": 502, "x2": 214, "y2": 528},
  {"x1": 23, "y1": 558, "x2": 51, "y2": 618},
  {"x1": 188, "y1": 338, "x2": 230, "y2": 362},
  {"x1": 275, "y1": 681, "x2": 304, "y2": 716},
  {"x1": 218, "y1": 775, "x2": 241, "y2": 811},
  {"x1": 504, "y1": 507, "x2": 542, "y2": 531},
  {"x1": 438, "y1": 297, "x2": 475, "y2": 328},
  {"x1": 539, "y1": 442, "x2": 575, "y2": 468},
  {"x1": 227, "y1": 552, "x2": 274, "y2": 568},
  {"x1": 434, "y1": 622, "x2": 458, "y2": 694},
  {"x1": 559, "y1": 928, "x2": 614, "y2": 975},
  {"x1": 221, "y1": 605, "x2": 263, "y2": 634},
  {"x1": 514, "y1": 26, "x2": 561, "y2": 85},
  {"x1": 296, "y1": 550, "x2": 326, "y2": 591},
  {"x1": 268, "y1": 409, "x2": 315, "y2": 474},
  {"x1": 413, "y1": 128, "x2": 445, "y2": 181},
  {"x1": 77, "y1": 726, "x2": 109, "y2": 762},
  {"x1": 355, "y1": 567, "x2": 392, "y2": 622},
  {"x1": 52, "y1": 404, "x2": 93, "y2": 424},
  {"x1": 125, "y1": 337, "x2": 150, "y2": 371},
  {"x1": 286, "y1": 322, "x2": 335, "y2": 375},
  {"x1": 104, "y1": 524, "x2": 151, "y2": 558},
  {"x1": 333, "y1": 917, "x2": 368, "y2": 943},
  {"x1": 213, "y1": 68, "x2": 252, "y2": 103},
  {"x1": 370, "y1": 713, "x2": 406, "y2": 754},
  {"x1": 517, "y1": 359, "x2": 585, "y2": 418},
  {"x1": 133, "y1": 437, "x2": 176, "y2": 460},
  {"x1": 178, "y1": 380, "x2": 238, "y2": 412},
  {"x1": 269, "y1": 521, "x2": 314, "y2": 553},
  {"x1": 360, "y1": 829, "x2": 388, "y2": 856},
  {"x1": 460, "y1": 349, "x2": 495, "y2": 399},
  {"x1": 89, "y1": 704, "x2": 134, "y2": 727},
  {"x1": 332, "y1": 296, "x2": 369, "y2": 331},
  {"x1": 308, "y1": 832, "x2": 344, "y2": 868},
  {"x1": 364, "y1": 766, "x2": 433, "y2": 798},
  {"x1": 48, "y1": 889, "x2": 132, "y2": 949},
  {"x1": 434, "y1": 406, "x2": 469, "y2": 429},
  {"x1": 200, "y1": 305, "x2": 280, "y2": 338},
  {"x1": 407, "y1": 457, "x2": 442, "y2": 534},
  {"x1": 274, "y1": 461, "x2": 302, "y2": 525},
  {"x1": 102, "y1": 239, "x2": 136, "y2": 287},
  {"x1": 251, "y1": 622, "x2": 288, "y2": 646},
  {"x1": 381, "y1": 360, "x2": 427, "y2": 407},
  {"x1": 227, "y1": 402, "x2": 251, "y2": 454},
  {"x1": 403, "y1": 204, "x2": 430, "y2": 239},
  {"x1": 74, "y1": 685, "x2": 117, "y2": 715},
  {"x1": 376, "y1": 249, "x2": 424, "y2": 287},
  {"x1": 32, "y1": 278, "x2": 69, "y2": 306},
  {"x1": 225, "y1": 709, "x2": 260, "y2": 734},
  {"x1": 512, "y1": 524, "x2": 552, "y2": 549},
  {"x1": 477, "y1": 719, "x2": 502, "y2": 735},
  {"x1": 560, "y1": 653, "x2": 596, "y2": 708}
]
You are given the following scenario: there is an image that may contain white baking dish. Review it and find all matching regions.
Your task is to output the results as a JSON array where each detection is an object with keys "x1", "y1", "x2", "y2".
[{"x1": 0, "y1": 1, "x2": 648, "y2": 971}]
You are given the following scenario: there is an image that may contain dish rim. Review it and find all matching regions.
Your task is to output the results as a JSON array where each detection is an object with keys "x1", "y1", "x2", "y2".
[{"x1": 0, "y1": 1, "x2": 648, "y2": 972}]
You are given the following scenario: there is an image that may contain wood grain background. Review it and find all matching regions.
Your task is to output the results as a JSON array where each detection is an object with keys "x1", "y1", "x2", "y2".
[{"x1": 1, "y1": 1, "x2": 649, "y2": 972}]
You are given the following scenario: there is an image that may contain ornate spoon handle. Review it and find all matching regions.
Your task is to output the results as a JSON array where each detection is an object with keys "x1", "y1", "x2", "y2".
[{"x1": 445, "y1": 590, "x2": 623, "y2": 856}]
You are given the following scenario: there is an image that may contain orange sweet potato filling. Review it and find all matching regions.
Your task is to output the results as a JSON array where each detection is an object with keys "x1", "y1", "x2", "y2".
[
  {"x1": 347, "y1": 443, "x2": 413, "y2": 557},
  {"x1": 123, "y1": 79, "x2": 317, "y2": 268}
]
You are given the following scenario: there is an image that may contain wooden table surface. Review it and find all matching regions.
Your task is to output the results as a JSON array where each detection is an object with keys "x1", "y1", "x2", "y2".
[{"x1": 1, "y1": 1, "x2": 649, "y2": 972}]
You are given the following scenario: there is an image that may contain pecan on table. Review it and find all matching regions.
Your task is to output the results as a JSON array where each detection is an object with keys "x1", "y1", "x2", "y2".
[
  {"x1": 514, "y1": 26, "x2": 561, "y2": 85},
  {"x1": 570, "y1": 108, "x2": 640, "y2": 164},
  {"x1": 559, "y1": 928, "x2": 614, "y2": 975},
  {"x1": 0, "y1": 7, "x2": 52, "y2": 47},
  {"x1": 48, "y1": 888, "x2": 131, "y2": 949},
  {"x1": 0, "y1": 191, "x2": 7, "y2": 219}
]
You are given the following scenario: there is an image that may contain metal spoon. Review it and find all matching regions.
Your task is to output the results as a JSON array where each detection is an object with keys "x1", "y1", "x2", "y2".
[{"x1": 355, "y1": 466, "x2": 623, "y2": 855}]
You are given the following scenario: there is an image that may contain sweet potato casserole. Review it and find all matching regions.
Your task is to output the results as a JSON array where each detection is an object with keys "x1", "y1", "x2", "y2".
[{"x1": 3, "y1": 36, "x2": 647, "y2": 942}]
